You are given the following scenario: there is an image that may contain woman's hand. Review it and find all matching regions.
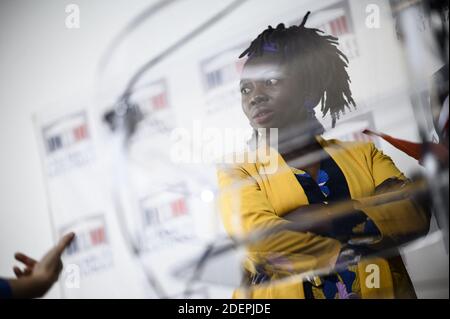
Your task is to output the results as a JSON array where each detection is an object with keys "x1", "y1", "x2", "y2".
[
  {"x1": 283, "y1": 201, "x2": 366, "y2": 240},
  {"x1": 374, "y1": 178, "x2": 407, "y2": 195},
  {"x1": 9, "y1": 232, "x2": 75, "y2": 298},
  {"x1": 283, "y1": 203, "x2": 335, "y2": 235}
]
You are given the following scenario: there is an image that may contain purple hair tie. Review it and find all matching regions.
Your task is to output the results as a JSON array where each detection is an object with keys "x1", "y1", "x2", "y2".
[
  {"x1": 262, "y1": 41, "x2": 279, "y2": 53},
  {"x1": 247, "y1": 41, "x2": 288, "y2": 58}
]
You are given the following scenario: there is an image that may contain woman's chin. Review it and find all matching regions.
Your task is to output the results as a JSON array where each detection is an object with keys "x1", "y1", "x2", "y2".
[{"x1": 252, "y1": 121, "x2": 280, "y2": 131}]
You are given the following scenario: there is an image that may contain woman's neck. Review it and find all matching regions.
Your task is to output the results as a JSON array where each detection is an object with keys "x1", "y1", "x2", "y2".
[{"x1": 281, "y1": 137, "x2": 321, "y2": 163}]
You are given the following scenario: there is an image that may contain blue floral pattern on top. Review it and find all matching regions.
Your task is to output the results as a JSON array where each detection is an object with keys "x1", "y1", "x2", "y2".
[{"x1": 298, "y1": 169, "x2": 330, "y2": 198}]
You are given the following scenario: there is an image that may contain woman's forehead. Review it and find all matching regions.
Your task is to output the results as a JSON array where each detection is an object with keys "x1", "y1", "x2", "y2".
[{"x1": 240, "y1": 55, "x2": 288, "y2": 81}]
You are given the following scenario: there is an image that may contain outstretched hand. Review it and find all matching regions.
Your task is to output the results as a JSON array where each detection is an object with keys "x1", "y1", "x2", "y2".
[{"x1": 10, "y1": 232, "x2": 75, "y2": 298}]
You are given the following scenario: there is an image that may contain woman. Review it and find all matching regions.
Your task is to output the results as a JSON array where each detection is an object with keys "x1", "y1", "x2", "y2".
[{"x1": 217, "y1": 12, "x2": 430, "y2": 299}]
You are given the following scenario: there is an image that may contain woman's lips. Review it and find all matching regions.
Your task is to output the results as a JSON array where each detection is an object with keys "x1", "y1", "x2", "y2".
[{"x1": 253, "y1": 110, "x2": 275, "y2": 125}]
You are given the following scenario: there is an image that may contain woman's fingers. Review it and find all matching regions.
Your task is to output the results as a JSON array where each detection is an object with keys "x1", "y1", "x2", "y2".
[
  {"x1": 55, "y1": 232, "x2": 75, "y2": 257},
  {"x1": 13, "y1": 266, "x2": 33, "y2": 278},
  {"x1": 14, "y1": 252, "x2": 37, "y2": 267},
  {"x1": 39, "y1": 232, "x2": 76, "y2": 272},
  {"x1": 23, "y1": 268, "x2": 33, "y2": 276},
  {"x1": 13, "y1": 266, "x2": 24, "y2": 278}
]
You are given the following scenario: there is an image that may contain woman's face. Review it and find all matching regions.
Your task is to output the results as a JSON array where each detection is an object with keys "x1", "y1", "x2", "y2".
[{"x1": 240, "y1": 54, "x2": 311, "y2": 130}]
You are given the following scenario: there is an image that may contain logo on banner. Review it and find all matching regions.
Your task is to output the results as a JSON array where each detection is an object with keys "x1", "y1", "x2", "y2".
[
  {"x1": 309, "y1": 0, "x2": 359, "y2": 60},
  {"x1": 41, "y1": 111, "x2": 94, "y2": 177},
  {"x1": 200, "y1": 45, "x2": 246, "y2": 115},
  {"x1": 60, "y1": 214, "x2": 114, "y2": 277},
  {"x1": 139, "y1": 183, "x2": 195, "y2": 252},
  {"x1": 129, "y1": 79, "x2": 173, "y2": 137}
]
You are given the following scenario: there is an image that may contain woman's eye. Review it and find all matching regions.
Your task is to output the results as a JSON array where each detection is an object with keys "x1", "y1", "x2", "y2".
[
  {"x1": 241, "y1": 87, "x2": 251, "y2": 95},
  {"x1": 265, "y1": 78, "x2": 279, "y2": 86}
]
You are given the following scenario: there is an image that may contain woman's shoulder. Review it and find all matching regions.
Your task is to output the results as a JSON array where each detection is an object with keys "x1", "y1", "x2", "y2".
[
  {"x1": 216, "y1": 151, "x2": 260, "y2": 176},
  {"x1": 319, "y1": 136, "x2": 376, "y2": 154}
]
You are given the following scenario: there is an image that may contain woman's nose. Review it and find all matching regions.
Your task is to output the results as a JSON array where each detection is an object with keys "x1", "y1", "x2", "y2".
[{"x1": 250, "y1": 94, "x2": 269, "y2": 107}]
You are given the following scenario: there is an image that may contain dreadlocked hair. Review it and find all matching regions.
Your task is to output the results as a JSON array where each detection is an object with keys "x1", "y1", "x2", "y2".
[{"x1": 239, "y1": 11, "x2": 355, "y2": 128}]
